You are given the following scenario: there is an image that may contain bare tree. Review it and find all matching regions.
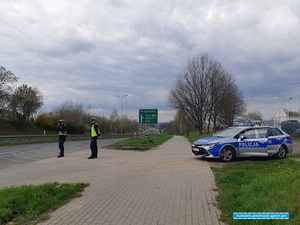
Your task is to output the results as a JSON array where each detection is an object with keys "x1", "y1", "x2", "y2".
[
  {"x1": 176, "y1": 108, "x2": 185, "y2": 135},
  {"x1": 86, "y1": 104, "x2": 92, "y2": 117},
  {"x1": 0, "y1": 66, "x2": 19, "y2": 117},
  {"x1": 168, "y1": 53, "x2": 212, "y2": 134},
  {"x1": 173, "y1": 108, "x2": 192, "y2": 135},
  {"x1": 206, "y1": 61, "x2": 228, "y2": 131},
  {"x1": 109, "y1": 109, "x2": 119, "y2": 134},
  {"x1": 248, "y1": 111, "x2": 263, "y2": 121},
  {"x1": 219, "y1": 76, "x2": 246, "y2": 125},
  {"x1": 169, "y1": 53, "x2": 246, "y2": 133},
  {"x1": 53, "y1": 100, "x2": 84, "y2": 123}
]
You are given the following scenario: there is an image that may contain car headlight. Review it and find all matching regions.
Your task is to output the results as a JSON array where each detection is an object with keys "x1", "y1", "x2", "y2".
[{"x1": 208, "y1": 142, "x2": 219, "y2": 148}]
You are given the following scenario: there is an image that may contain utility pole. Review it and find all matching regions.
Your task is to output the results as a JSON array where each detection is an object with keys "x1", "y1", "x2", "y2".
[
  {"x1": 286, "y1": 97, "x2": 292, "y2": 120},
  {"x1": 116, "y1": 94, "x2": 128, "y2": 134}
]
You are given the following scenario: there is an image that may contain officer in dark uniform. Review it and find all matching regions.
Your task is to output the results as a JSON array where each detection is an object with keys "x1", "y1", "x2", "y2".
[
  {"x1": 57, "y1": 119, "x2": 67, "y2": 158},
  {"x1": 88, "y1": 117, "x2": 100, "y2": 159}
]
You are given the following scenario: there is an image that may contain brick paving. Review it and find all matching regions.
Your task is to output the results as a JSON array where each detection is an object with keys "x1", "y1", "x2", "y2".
[{"x1": 0, "y1": 136, "x2": 225, "y2": 225}]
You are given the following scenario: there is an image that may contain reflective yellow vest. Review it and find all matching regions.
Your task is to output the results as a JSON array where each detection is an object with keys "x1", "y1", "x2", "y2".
[
  {"x1": 58, "y1": 125, "x2": 67, "y2": 136},
  {"x1": 91, "y1": 123, "x2": 100, "y2": 137},
  {"x1": 58, "y1": 131, "x2": 67, "y2": 136}
]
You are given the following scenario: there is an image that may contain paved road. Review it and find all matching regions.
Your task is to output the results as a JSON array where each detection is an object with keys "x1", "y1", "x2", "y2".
[
  {"x1": 0, "y1": 136, "x2": 224, "y2": 225},
  {"x1": 0, "y1": 138, "x2": 126, "y2": 169}
]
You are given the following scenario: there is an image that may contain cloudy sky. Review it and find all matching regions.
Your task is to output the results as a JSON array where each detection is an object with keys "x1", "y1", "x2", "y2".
[{"x1": 1, "y1": 0, "x2": 300, "y2": 122}]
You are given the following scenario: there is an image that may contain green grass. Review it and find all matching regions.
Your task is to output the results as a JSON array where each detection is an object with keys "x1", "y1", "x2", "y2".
[
  {"x1": 184, "y1": 131, "x2": 212, "y2": 143},
  {"x1": 212, "y1": 157, "x2": 300, "y2": 225},
  {"x1": 0, "y1": 139, "x2": 57, "y2": 147},
  {"x1": 0, "y1": 120, "x2": 48, "y2": 135},
  {"x1": 292, "y1": 137, "x2": 300, "y2": 142},
  {"x1": 0, "y1": 137, "x2": 91, "y2": 147},
  {"x1": 186, "y1": 132, "x2": 300, "y2": 224},
  {"x1": 0, "y1": 182, "x2": 88, "y2": 225},
  {"x1": 111, "y1": 134, "x2": 173, "y2": 149}
]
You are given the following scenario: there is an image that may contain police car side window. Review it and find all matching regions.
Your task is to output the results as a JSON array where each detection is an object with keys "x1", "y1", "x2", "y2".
[
  {"x1": 268, "y1": 128, "x2": 283, "y2": 136},
  {"x1": 243, "y1": 129, "x2": 256, "y2": 139},
  {"x1": 257, "y1": 128, "x2": 268, "y2": 138},
  {"x1": 243, "y1": 128, "x2": 267, "y2": 139},
  {"x1": 274, "y1": 128, "x2": 283, "y2": 136},
  {"x1": 267, "y1": 129, "x2": 275, "y2": 137}
]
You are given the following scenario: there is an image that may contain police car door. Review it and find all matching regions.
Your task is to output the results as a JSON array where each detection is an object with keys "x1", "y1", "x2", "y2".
[
  {"x1": 238, "y1": 128, "x2": 268, "y2": 157},
  {"x1": 266, "y1": 127, "x2": 285, "y2": 155}
]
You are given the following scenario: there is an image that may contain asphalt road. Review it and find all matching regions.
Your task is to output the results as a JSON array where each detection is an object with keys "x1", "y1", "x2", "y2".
[{"x1": 0, "y1": 138, "x2": 126, "y2": 169}]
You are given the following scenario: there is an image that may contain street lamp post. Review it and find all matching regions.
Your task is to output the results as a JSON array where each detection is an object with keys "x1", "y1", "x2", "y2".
[
  {"x1": 286, "y1": 97, "x2": 292, "y2": 121},
  {"x1": 116, "y1": 94, "x2": 128, "y2": 134}
]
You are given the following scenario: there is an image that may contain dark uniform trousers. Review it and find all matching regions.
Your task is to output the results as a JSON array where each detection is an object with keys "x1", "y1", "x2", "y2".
[
  {"x1": 90, "y1": 136, "x2": 98, "y2": 157},
  {"x1": 59, "y1": 135, "x2": 66, "y2": 156}
]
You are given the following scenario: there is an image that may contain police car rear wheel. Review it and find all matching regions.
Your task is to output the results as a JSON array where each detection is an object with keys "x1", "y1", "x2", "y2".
[
  {"x1": 276, "y1": 145, "x2": 287, "y2": 159},
  {"x1": 220, "y1": 147, "x2": 235, "y2": 162}
]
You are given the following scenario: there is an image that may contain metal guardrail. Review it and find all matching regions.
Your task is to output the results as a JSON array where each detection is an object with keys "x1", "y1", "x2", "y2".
[{"x1": 0, "y1": 134, "x2": 132, "y2": 142}]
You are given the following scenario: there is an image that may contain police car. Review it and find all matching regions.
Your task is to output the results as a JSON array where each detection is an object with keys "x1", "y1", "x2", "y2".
[{"x1": 191, "y1": 126, "x2": 293, "y2": 162}]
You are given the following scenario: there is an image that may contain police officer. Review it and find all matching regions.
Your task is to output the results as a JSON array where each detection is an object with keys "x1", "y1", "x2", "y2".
[
  {"x1": 88, "y1": 117, "x2": 100, "y2": 159},
  {"x1": 57, "y1": 119, "x2": 67, "y2": 158}
]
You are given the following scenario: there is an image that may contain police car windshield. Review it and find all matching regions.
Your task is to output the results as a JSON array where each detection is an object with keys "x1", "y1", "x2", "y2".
[{"x1": 213, "y1": 127, "x2": 245, "y2": 138}]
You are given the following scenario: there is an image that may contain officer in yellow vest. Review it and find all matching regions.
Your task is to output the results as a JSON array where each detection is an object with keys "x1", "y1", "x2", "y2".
[
  {"x1": 57, "y1": 119, "x2": 67, "y2": 158},
  {"x1": 88, "y1": 117, "x2": 100, "y2": 159}
]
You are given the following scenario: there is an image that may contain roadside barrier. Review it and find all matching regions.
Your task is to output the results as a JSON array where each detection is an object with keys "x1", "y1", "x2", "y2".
[{"x1": 0, "y1": 134, "x2": 131, "y2": 142}]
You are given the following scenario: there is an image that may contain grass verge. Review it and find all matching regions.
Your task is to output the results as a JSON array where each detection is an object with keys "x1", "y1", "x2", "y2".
[
  {"x1": 0, "y1": 182, "x2": 88, "y2": 225},
  {"x1": 110, "y1": 134, "x2": 173, "y2": 149},
  {"x1": 0, "y1": 137, "x2": 91, "y2": 147},
  {"x1": 185, "y1": 131, "x2": 300, "y2": 224},
  {"x1": 184, "y1": 131, "x2": 212, "y2": 143},
  {"x1": 212, "y1": 157, "x2": 300, "y2": 225},
  {"x1": 0, "y1": 139, "x2": 57, "y2": 147}
]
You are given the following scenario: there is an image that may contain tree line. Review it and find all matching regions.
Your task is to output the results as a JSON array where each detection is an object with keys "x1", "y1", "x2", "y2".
[
  {"x1": 0, "y1": 66, "x2": 43, "y2": 128},
  {"x1": 0, "y1": 66, "x2": 141, "y2": 134},
  {"x1": 1, "y1": 52, "x2": 247, "y2": 135},
  {"x1": 35, "y1": 102, "x2": 141, "y2": 134}
]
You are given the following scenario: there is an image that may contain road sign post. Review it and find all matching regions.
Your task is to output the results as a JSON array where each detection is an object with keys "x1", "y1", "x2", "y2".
[{"x1": 139, "y1": 109, "x2": 158, "y2": 124}]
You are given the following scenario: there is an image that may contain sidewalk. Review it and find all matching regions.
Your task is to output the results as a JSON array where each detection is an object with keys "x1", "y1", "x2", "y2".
[{"x1": 0, "y1": 136, "x2": 225, "y2": 225}]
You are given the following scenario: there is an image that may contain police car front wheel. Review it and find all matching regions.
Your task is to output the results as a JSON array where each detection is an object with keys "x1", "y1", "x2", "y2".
[
  {"x1": 220, "y1": 147, "x2": 235, "y2": 162},
  {"x1": 275, "y1": 145, "x2": 287, "y2": 159}
]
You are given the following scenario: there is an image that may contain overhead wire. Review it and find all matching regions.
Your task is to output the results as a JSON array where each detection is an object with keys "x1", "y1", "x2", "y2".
[{"x1": 241, "y1": 79, "x2": 300, "y2": 104}]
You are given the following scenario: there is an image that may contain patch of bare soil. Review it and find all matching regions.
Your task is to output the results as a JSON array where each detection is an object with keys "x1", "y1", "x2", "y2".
[{"x1": 205, "y1": 159, "x2": 228, "y2": 169}]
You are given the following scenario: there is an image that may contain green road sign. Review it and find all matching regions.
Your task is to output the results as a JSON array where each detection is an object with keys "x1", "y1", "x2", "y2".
[{"x1": 139, "y1": 109, "x2": 158, "y2": 124}]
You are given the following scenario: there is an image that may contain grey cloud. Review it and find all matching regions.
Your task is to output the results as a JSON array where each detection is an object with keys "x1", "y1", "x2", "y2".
[{"x1": 1, "y1": 0, "x2": 300, "y2": 121}]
